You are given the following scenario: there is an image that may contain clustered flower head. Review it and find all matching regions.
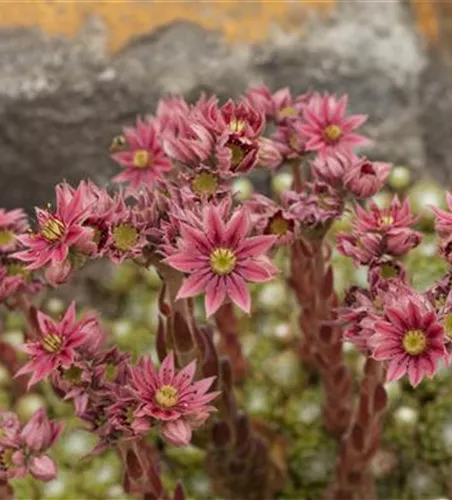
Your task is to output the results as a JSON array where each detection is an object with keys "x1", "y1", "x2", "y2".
[
  {"x1": 4, "y1": 83, "x2": 452, "y2": 498},
  {"x1": 337, "y1": 196, "x2": 422, "y2": 266},
  {"x1": 15, "y1": 301, "x2": 219, "y2": 451}
]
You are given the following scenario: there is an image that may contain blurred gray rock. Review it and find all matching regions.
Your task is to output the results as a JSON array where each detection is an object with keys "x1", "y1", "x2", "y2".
[{"x1": 0, "y1": 1, "x2": 450, "y2": 210}]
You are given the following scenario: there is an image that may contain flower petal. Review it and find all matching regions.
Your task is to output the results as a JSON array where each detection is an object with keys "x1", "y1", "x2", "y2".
[{"x1": 226, "y1": 274, "x2": 251, "y2": 314}]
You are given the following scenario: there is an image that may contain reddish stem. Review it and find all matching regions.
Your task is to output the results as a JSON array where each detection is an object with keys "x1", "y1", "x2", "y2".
[
  {"x1": 289, "y1": 158, "x2": 303, "y2": 193},
  {"x1": 327, "y1": 358, "x2": 387, "y2": 500},
  {"x1": 214, "y1": 302, "x2": 248, "y2": 382},
  {"x1": 290, "y1": 238, "x2": 353, "y2": 437}
]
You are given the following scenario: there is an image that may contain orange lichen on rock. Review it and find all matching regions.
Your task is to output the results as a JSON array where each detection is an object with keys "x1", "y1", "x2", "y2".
[{"x1": 0, "y1": 0, "x2": 335, "y2": 52}]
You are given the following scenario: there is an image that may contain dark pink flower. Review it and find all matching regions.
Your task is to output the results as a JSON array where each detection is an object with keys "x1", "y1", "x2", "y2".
[
  {"x1": 432, "y1": 191, "x2": 452, "y2": 237},
  {"x1": 132, "y1": 352, "x2": 220, "y2": 446},
  {"x1": 156, "y1": 96, "x2": 190, "y2": 136},
  {"x1": 0, "y1": 412, "x2": 20, "y2": 447},
  {"x1": 0, "y1": 409, "x2": 62, "y2": 482},
  {"x1": 300, "y1": 93, "x2": 370, "y2": 157},
  {"x1": 164, "y1": 205, "x2": 278, "y2": 316},
  {"x1": 343, "y1": 157, "x2": 392, "y2": 199},
  {"x1": 27, "y1": 455, "x2": 57, "y2": 482},
  {"x1": 0, "y1": 260, "x2": 42, "y2": 303},
  {"x1": 14, "y1": 182, "x2": 94, "y2": 270},
  {"x1": 354, "y1": 197, "x2": 418, "y2": 233},
  {"x1": 103, "y1": 197, "x2": 149, "y2": 264},
  {"x1": 244, "y1": 85, "x2": 310, "y2": 124},
  {"x1": 0, "y1": 264, "x2": 23, "y2": 302},
  {"x1": 16, "y1": 302, "x2": 90, "y2": 387},
  {"x1": 285, "y1": 183, "x2": 343, "y2": 237},
  {"x1": 272, "y1": 118, "x2": 311, "y2": 160},
  {"x1": 336, "y1": 232, "x2": 382, "y2": 266},
  {"x1": 163, "y1": 119, "x2": 214, "y2": 168},
  {"x1": 20, "y1": 409, "x2": 63, "y2": 454},
  {"x1": 311, "y1": 151, "x2": 355, "y2": 188},
  {"x1": 257, "y1": 137, "x2": 283, "y2": 170},
  {"x1": 371, "y1": 296, "x2": 448, "y2": 386},
  {"x1": 112, "y1": 117, "x2": 172, "y2": 191},
  {"x1": 246, "y1": 194, "x2": 296, "y2": 245},
  {"x1": 0, "y1": 208, "x2": 28, "y2": 253},
  {"x1": 337, "y1": 197, "x2": 421, "y2": 264}
]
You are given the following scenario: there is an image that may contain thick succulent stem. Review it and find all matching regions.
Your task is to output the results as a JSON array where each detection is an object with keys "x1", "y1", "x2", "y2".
[
  {"x1": 214, "y1": 302, "x2": 248, "y2": 382},
  {"x1": 0, "y1": 479, "x2": 13, "y2": 500},
  {"x1": 327, "y1": 358, "x2": 387, "y2": 500},
  {"x1": 290, "y1": 238, "x2": 353, "y2": 437},
  {"x1": 118, "y1": 438, "x2": 181, "y2": 500}
]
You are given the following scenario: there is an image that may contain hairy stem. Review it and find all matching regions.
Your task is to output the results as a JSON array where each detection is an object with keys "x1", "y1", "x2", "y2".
[
  {"x1": 327, "y1": 358, "x2": 387, "y2": 500},
  {"x1": 214, "y1": 302, "x2": 248, "y2": 382},
  {"x1": 290, "y1": 238, "x2": 353, "y2": 437}
]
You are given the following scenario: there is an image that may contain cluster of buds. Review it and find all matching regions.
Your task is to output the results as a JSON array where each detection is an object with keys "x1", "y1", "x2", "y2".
[
  {"x1": 0, "y1": 209, "x2": 41, "y2": 302},
  {"x1": 1, "y1": 82, "x2": 452, "y2": 500},
  {"x1": 0, "y1": 409, "x2": 62, "y2": 482},
  {"x1": 337, "y1": 197, "x2": 422, "y2": 265}
]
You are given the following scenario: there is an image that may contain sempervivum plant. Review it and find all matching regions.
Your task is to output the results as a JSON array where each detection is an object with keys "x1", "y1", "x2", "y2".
[{"x1": 2, "y1": 85, "x2": 452, "y2": 500}]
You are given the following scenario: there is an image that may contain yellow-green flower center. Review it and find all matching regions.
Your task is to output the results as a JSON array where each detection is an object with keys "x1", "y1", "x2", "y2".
[
  {"x1": 112, "y1": 224, "x2": 139, "y2": 252},
  {"x1": 63, "y1": 365, "x2": 83, "y2": 383},
  {"x1": 210, "y1": 248, "x2": 236, "y2": 275},
  {"x1": 380, "y1": 215, "x2": 394, "y2": 226},
  {"x1": 443, "y1": 314, "x2": 452, "y2": 340},
  {"x1": 278, "y1": 106, "x2": 298, "y2": 119},
  {"x1": 42, "y1": 333, "x2": 62, "y2": 353},
  {"x1": 0, "y1": 229, "x2": 14, "y2": 246},
  {"x1": 132, "y1": 149, "x2": 151, "y2": 169},
  {"x1": 0, "y1": 448, "x2": 14, "y2": 469},
  {"x1": 435, "y1": 295, "x2": 447, "y2": 309},
  {"x1": 323, "y1": 124, "x2": 343, "y2": 143},
  {"x1": 126, "y1": 407, "x2": 135, "y2": 424},
  {"x1": 191, "y1": 173, "x2": 218, "y2": 196},
  {"x1": 380, "y1": 263, "x2": 398, "y2": 280},
  {"x1": 105, "y1": 363, "x2": 118, "y2": 382},
  {"x1": 269, "y1": 217, "x2": 290, "y2": 236},
  {"x1": 229, "y1": 119, "x2": 246, "y2": 133},
  {"x1": 155, "y1": 385, "x2": 179, "y2": 408},
  {"x1": 42, "y1": 218, "x2": 65, "y2": 242},
  {"x1": 402, "y1": 329, "x2": 427, "y2": 356},
  {"x1": 228, "y1": 142, "x2": 245, "y2": 167},
  {"x1": 6, "y1": 262, "x2": 28, "y2": 279}
]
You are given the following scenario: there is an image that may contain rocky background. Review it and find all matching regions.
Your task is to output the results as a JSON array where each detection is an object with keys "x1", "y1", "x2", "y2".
[{"x1": 0, "y1": 0, "x2": 451, "y2": 209}]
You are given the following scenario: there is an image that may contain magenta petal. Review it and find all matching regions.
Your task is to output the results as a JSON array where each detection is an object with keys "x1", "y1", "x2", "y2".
[
  {"x1": 236, "y1": 235, "x2": 277, "y2": 258},
  {"x1": 176, "y1": 271, "x2": 212, "y2": 299},
  {"x1": 165, "y1": 252, "x2": 208, "y2": 273},
  {"x1": 205, "y1": 277, "x2": 227, "y2": 317},
  {"x1": 373, "y1": 343, "x2": 402, "y2": 361},
  {"x1": 161, "y1": 419, "x2": 192, "y2": 447},
  {"x1": 224, "y1": 208, "x2": 250, "y2": 248},
  {"x1": 37, "y1": 311, "x2": 56, "y2": 337},
  {"x1": 190, "y1": 376, "x2": 216, "y2": 396},
  {"x1": 386, "y1": 355, "x2": 409, "y2": 382},
  {"x1": 204, "y1": 206, "x2": 226, "y2": 247},
  {"x1": 226, "y1": 274, "x2": 251, "y2": 314},
  {"x1": 236, "y1": 260, "x2": 273, "y2": 283},
  {"x1": 179, "y1": 224, "x2": 212, "y2": 253},
  {"x1": 173, "y1": 360, "x2": 197, "y2": 390},
  {"x1": 159, "y1": 351, "x2": 175, "y2": 385},
  {"x1": 29, "y1": 455, "x2": 57, "y2": 482},
  {"x1": 407, "y1": 360, "x2": 423, "y2": 387}
]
